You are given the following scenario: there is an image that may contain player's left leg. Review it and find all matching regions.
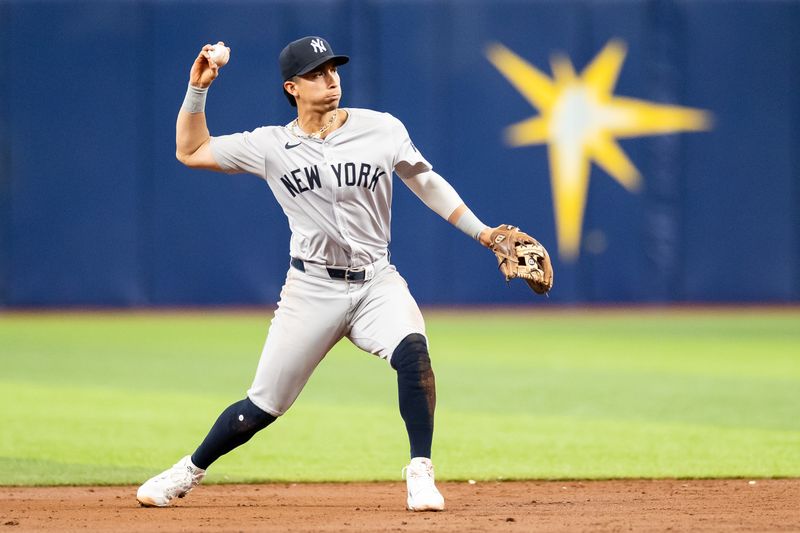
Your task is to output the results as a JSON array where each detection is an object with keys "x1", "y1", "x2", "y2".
[
  {"x1": 390, "y1": 333, "x2": 435, "y2": 459},
  {"x1": 390, "y1": 333, "x2": 444, "y2": 511},
  {"x1": 347, "y1": 265, "x2": 444, "y2": 511}
]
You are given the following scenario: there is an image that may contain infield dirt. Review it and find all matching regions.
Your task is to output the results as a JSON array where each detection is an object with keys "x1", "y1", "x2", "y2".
[{"x1": 1, "y1": 479, "x2": 798, "y2": 532}]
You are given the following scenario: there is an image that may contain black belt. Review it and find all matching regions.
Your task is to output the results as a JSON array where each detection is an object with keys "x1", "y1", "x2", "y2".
[{"x1": 290, "y1": 257, "x2": 367, "y2": 281}]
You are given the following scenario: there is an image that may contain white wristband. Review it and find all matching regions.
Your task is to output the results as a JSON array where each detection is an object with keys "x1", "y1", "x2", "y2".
[
  {"x1": 181, "y1": 83, "x2": 208, "y2": 114},
  {"x1": 454, "y1": 209, "x2": 489, "y2": 241}
]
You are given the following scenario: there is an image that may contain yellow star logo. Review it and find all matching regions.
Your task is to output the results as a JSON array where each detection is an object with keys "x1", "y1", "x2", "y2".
[{"x1": 486, "y1": 40, "x2": 712, "y2": 261}]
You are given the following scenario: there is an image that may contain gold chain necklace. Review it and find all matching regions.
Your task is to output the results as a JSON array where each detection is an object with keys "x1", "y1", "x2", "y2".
[{"x1": 293, "y1": 109, "x2": 338, "y2": 139}]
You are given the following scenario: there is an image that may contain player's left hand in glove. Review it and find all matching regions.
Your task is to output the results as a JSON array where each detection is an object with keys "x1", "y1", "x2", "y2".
[{"x1": 486, "y1": 224, "x2": 554, "y2": 295}]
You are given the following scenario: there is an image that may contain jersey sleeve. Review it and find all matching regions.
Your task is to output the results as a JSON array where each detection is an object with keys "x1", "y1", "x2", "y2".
[
  {"x1": 389, "y1": 115, "x2": 432, "y2": 179},
  {"x1": 209, "y1": 129, "x2": 267, "y2": 178}
]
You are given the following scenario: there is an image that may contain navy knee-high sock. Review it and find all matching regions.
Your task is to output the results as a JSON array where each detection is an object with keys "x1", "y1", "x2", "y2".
[
  {"x1": 391, "y1": 334, "x2": 436, "y2": 459},
  {"x1": 191, "y1": 397, "x2": 276, "y2": 470}
]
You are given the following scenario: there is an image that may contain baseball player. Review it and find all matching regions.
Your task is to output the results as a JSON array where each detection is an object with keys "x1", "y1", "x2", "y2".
[{"x1": 136, "y1": 36, "x2": 542, "y2": 512}]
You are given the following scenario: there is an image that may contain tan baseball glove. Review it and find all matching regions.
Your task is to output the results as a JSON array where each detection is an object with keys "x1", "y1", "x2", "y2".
[{"x1": 488, "y1": 224, "x2": 554, "y2": 295}]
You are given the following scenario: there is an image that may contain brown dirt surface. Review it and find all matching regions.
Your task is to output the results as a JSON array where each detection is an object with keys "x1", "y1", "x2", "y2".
[{"x1": 1, "y1": 480, "x2": 798, "y2": 532}]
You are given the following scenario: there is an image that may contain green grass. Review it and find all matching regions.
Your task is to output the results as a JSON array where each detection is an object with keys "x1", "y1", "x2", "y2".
[{"x1": 1, "y1": 309, "x2": 798, "y2": 485}]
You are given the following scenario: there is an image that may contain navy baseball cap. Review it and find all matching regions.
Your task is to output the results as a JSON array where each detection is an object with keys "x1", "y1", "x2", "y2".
[{"x1": 279, "y1": 36, "x2": 349, "y2": 107}]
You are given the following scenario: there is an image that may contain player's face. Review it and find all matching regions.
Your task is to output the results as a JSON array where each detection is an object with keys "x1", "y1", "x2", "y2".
[{"x1": 290, "y1": 61, "x2": 342, "y2": 111}]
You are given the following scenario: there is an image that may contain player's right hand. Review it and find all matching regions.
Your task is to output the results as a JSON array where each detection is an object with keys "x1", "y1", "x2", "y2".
[{"x1": 189, "y1": 42, "x2": 227, "y2": 88}]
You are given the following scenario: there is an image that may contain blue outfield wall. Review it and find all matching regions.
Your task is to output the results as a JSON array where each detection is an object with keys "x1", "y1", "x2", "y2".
[{"x1": 0, "y1": 0, "x2": 798, "y2": 306}]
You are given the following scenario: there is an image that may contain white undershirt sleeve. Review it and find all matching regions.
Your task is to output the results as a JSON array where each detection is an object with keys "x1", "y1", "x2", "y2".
[
  {"x1": 401, "y1": 170, "x2": 464, "y2": 220},
  {"x1": 401, "y1": 170, "x2": 489, "y2": 240}
]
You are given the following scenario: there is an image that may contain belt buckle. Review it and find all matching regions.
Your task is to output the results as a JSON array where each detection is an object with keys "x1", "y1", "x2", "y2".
[{"x1": 345, "y1": 266, "x2": 365, "y2": 282}]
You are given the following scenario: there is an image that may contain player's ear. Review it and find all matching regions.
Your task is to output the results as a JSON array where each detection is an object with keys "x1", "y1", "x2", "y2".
[{"x1": 284, "y1": 79, "x2": 298, "y2": 99}]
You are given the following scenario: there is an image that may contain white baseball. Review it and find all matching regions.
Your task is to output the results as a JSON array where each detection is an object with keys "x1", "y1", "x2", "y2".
[{"x1": 209, "y1": 43, "x2": 230, "y2": 67}]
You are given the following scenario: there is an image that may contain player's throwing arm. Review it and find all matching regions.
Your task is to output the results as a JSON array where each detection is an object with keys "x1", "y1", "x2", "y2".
[{"x1": 176, "y1": 42, "x2": 230, "y2": 171}]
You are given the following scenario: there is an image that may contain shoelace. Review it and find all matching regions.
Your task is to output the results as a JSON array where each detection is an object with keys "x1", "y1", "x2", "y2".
[
  {"x1": 156, "y1": 461, "x2": 197, "y2": 485},
  {"x1": 402, "y1": 462, "x2": 435, "y2": 482}
]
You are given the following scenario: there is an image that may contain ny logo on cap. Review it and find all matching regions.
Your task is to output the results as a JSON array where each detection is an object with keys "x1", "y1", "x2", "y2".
[{"x1": 310, "y1": 38, "x2": 327, "y2": 53}]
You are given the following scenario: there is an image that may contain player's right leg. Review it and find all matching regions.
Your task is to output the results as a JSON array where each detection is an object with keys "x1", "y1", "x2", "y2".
[
  {"x1": 137, "y1": 266, "x2": 350, "y2": 507},
  {"x1": 136, "y1": 455, "x2": 206, "y2": 507},
  {"x1": 136, "y1": 397, "x2": 277, "y2": 507}
]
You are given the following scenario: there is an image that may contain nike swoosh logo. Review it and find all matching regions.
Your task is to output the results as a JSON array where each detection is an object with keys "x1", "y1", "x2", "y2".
[{"x1": 285, "y1": 142, "x2": 302, "y2": 150}]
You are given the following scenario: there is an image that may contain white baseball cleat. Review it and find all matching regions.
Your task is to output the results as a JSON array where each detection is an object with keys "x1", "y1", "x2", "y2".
[
  {"x1": 136, "y1": 455, "x2": 206, "y2": 507},
  {"x1": 403, "y1": 457, "x2": 445, "y2": 511}
]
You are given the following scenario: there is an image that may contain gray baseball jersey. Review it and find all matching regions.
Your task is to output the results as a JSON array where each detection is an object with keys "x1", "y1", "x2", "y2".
[
  {"x1": 210, "y1": 108, "x2": 431, "y2": 267},
  {"x1": 209, "y1": 108, "x2": 430, "y2": 416}
]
